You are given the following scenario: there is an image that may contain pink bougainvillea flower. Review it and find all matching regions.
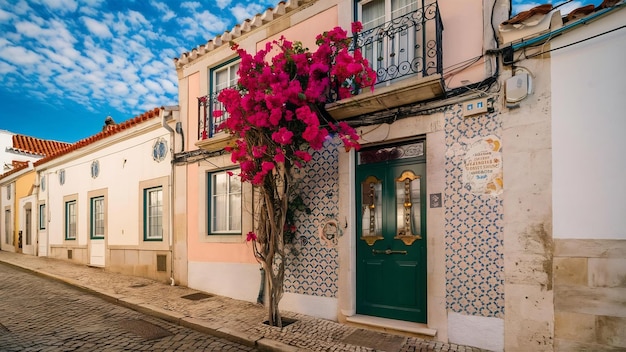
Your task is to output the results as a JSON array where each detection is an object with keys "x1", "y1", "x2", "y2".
[
  {"x1": 246, "y1": 231, "x2": 257, "y2": 242},
  {"x1": 274, "y1": 148, "x2": 285, "y2": 163},
  {"x1": 261, "y1": 161, "x2": 275, "y2": 173},
  {"x1": 252, "y1": 145, "x2": 267, "y2": 158},
  {"x1": 216, "y1": 23, "x2": 375, "y2": 187},
  {"x1": 271, "y1": 127, "x2": 294, "y2": 145},
  {"x1": 294, "y1": 150, "x2": 312, "y2": 162}
]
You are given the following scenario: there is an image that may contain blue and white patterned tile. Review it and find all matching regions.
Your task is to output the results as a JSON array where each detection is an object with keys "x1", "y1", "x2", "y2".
[
  {"x1": 444, "y1": 104, "x2": 504, "y2": 319},
  {"x1": 284, "y1": 139, "x2": 341, "y2": 298}
]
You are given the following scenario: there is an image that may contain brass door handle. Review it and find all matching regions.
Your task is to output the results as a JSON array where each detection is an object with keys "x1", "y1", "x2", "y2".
[{"x1": 372, "y1": 249, "x2": 407, "y2": 255}]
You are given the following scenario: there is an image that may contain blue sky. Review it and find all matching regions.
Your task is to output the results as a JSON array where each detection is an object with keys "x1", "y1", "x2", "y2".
[
  {"x1": 0, "y1": 0, "x2": 601, "y2": 143},
  {"x1": 0, "y1": 0, "x2": 275, "y2": 143}
]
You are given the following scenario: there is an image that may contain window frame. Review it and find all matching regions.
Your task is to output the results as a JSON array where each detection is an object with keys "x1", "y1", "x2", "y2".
[
  {"x1": 208, "y1": 168, "x2": 242, "y2": 235},
  {"x1": 65, "y1": 199, "x2": 77, "y2": 240},
  {"x1": 39, "y1": 203, "x2": 46, "y2": 230},
  {"x1": 90, "y1": 196, "x2": 105, "y2": 239},
  {"x1": 4, "y1": 208, "x2": 11, "y2": 245},
  {"x1": 207, "y1": 58, "x2": 240, "y2": 137},
  {"x1": 143, "y1": 186, "x2": 164, "y2": 241}
]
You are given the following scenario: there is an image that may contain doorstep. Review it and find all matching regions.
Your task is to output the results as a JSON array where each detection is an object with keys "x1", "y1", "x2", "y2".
[{"x1": 346, "y1": 315, "x2": 437, "y2": 337}]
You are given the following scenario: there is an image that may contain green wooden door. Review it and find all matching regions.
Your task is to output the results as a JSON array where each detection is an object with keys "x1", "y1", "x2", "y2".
[{"x1": 356, "y1": 151, "x2": 427, "y2": 323}]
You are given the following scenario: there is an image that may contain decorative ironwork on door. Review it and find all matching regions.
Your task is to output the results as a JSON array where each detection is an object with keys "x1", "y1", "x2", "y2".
[
  {"x1": 360, "y1": 175, "x2": 384, "y2": 246},
  {"x1": 394, "y1": 170, "x2": 422, "y2": 245}
]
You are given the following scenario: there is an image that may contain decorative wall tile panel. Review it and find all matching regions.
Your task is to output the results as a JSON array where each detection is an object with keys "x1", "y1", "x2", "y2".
[
  {"x1": 444, "y1": 104, "x2": 504, "y2": 318},
  {"x1": 284, "y1": 139, "x2": 341, "y2": 298}
]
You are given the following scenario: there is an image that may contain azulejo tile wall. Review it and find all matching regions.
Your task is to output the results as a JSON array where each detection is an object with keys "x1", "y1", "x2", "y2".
[
  {"x1": 444, "y1": 104, "x2": 504, "y2": 318},
  {"x1": 284, "y1": 139, "x2": 340, "y2": 298}
]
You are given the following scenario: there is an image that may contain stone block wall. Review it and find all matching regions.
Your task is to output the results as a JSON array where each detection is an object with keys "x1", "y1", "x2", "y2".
[{"x1": 554, "y1": 239, "x2": 626, "y2": 351}]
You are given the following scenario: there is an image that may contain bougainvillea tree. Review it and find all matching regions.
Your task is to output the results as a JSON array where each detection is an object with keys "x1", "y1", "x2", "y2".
[{"x1": 217, "y1": 22, "x2": 375, "y2": 327}]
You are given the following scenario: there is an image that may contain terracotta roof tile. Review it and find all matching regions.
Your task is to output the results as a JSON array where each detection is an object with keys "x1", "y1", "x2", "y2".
[
  {"x1": 0, "y1": 161, "x2": 30, "y2": 180},
  {"x1": 502, "y1": 4, "x2": 553, "y2": 26},
  {"x1": 33, "y1": 107, "x2": 162, "y2": 167},
  {"x1": 11, "y1": 135, "x2": 71, "y2": 156}
]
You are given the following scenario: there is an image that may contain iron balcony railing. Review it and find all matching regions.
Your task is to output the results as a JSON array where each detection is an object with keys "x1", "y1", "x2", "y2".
[
  {"x1": 329, "y1": 1, "x2": 443, "y2": 101},
  {"x1": 198, "y1": 89, "x2": 229, "y2": 140}
]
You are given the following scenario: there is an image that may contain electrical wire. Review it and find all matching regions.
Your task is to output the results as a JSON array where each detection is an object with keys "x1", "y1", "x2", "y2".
[{"x1": 517, "y1": 25, "x2": 626, "y2": 62}]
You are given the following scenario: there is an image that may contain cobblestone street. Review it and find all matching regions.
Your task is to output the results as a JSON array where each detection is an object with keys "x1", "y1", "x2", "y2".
[
  {"x1": 0, "y1": 263, "x2": 257, "y2": 351},
  {"x1": 0, "y1": 252, "x2": 488, "y2": 352}
]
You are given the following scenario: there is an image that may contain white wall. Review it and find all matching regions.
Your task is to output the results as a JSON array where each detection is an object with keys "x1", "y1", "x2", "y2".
[
  {"x1": 0, "y1": 130, "x2": 15, "y2": 172},
  {"x1": 551, "y1": 9, "x2": 626, "y2": 239},
  {"x1": 41, "y1": 123, "x2": 172, "y2": 249}
]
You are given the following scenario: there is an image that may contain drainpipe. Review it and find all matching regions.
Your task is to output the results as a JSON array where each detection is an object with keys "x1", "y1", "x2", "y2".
[
  {"x1": 45, "y1": 170, "x2": 50, "y2": 257},
  {"x1": 161, "y1": 107, "x2": 176, "y2": 286}
]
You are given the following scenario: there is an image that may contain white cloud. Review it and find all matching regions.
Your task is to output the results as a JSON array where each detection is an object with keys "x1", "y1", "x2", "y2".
[
  {"x1": 177, "y1": 10, "x2": 229, "y2": 38},
  {"x1": 216, "y1": 0, "x2": 232, "y2": 10},
  {"x1": 0, "y1": 61, "x2": 16, "y2": 74},
  {"x1": 0, "y1": 45, "x2": 42, "y2": 65},
  {"x1": 181, "y1": 1, "x2": 201, "y2": 12},
  {"x1": 40, "y1": 0, "x2": 78, "y2": 13},
  {"x1": 231, "y1": 3, "x2": 264, "y2": 23},
  {"x1": 158, "y1": 77, "x2": 177, "y2": 94},
  {"x1": 111, "y1": 81, "x2": 130, "y2": 95},
  {"x1": 152, "y1": 1, "x2": 175, "y2": 22},
  {"x1": 130, "y1": 82, "x2": 149, "y2": 96},
  {"x1": 81, "y1": 16, "x2": 113, "y2": 38},
  {"x1": 41, "y1": 48, "x2": 75, "y2": 67},
  {"x1": 14, "y1": 21, "x2": 45, "y2": 38},
  {"x1": 0, "y1": 8, "x2": 15, "y2": 22},
  {"x1": 143, "y1": 79, "x2": 165, "y2": 94},
  {"x1": 8, "y1": 0, "x2": 34, "y2": 16},
  {"x1": 141, "y1": 60, "x2": 169, "y2": 76}
]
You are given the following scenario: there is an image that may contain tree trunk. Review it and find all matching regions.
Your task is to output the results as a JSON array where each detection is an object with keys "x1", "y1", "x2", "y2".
[{"x1": 253, "y1": 163, "x2": 289, "y2": 327}]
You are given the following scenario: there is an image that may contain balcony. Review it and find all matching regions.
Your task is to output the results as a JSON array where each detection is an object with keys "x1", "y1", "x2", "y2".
[
  {"x1": 325, "y1": 1, "x2": 445, "y2": 120},
  {"x1": 196, "y1": 2, "x2": 444, "y2": 148},
  {"x1": 196, "y1": 91, "x2": 235, "y2": 152}
]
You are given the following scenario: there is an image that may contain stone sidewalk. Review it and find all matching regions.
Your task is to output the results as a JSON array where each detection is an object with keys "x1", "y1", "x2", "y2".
[{"x1": 0, "y1": 251, "x2": 487, "y2": 352}]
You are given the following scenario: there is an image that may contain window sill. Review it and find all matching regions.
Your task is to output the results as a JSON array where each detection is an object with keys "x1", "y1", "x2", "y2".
[{"x1": 200, "y1": 233, "x2": 244, "y2": 243}]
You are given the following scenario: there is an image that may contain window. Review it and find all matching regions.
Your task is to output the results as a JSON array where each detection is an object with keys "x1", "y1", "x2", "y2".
[
  {"x1": 357, "y1": 0, "x2": 427, "y2": 84},
  {"x1": 90, "y1": 196, "x2": 104, "y2": 239},
  {"x1": 25, "y1": 207, "x2": 32, "y2": 246},
  {"x1": 202, "y1": 59, "x2": 240, "y2": 138},
  {"x1": 4, "y1": 209, "x2": 11, "y2": 245},
  {"x1": 41, "y1": 176, "x2": 46, "y2": 191},
  {"x1": 91, "y1": 160, "x2": 100, "y2": 178},
  {"x1": 59, "y1": 169, "x2": 65, "y2": 185},
  {"x1": 65, "y1": 200, "x2": 77, "y2": 240},
  {"x1": 144, "y1": 187, "x2": 163, "y2": 241},
  {"x1": 39, "y1": 204, "x2": 46, "y2": 230},
  {"x1": 209, "y1": 169, "x2": 241, "y2": 234}
]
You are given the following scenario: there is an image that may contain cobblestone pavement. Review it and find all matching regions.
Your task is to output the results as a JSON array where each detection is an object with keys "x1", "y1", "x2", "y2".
[
  {"x1": 0, "y1": 252, "x2": 488, "y2": 352},
  {"x1": 0, "y1": 263, "x2": 257, "y2": 352}
]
